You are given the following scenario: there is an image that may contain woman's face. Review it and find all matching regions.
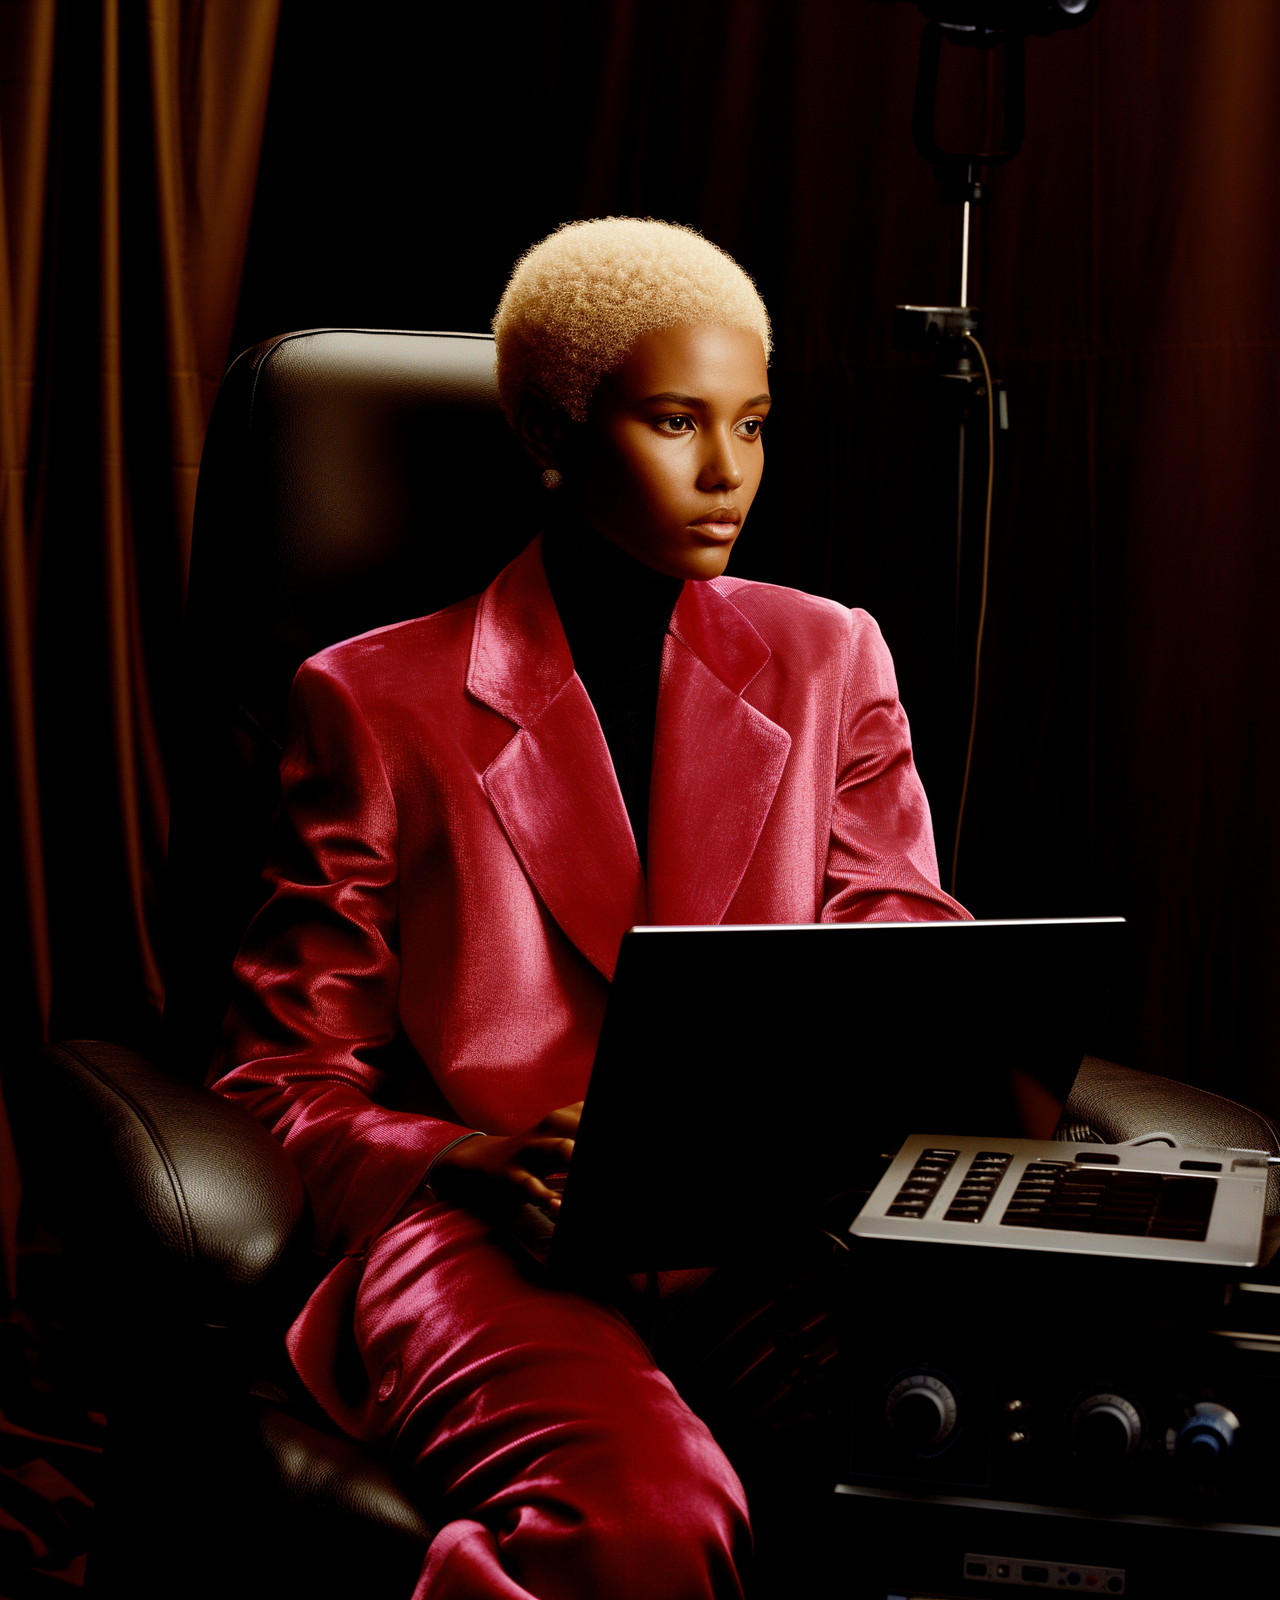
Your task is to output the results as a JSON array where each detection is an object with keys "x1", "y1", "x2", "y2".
[{"x1": 558, "y1": 323, "x2": 771, "y2": 581}]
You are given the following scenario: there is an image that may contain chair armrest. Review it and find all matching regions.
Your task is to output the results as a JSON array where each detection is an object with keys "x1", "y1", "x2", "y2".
[
  {"x1": 6, "y1": 1040, "x2": 312, "y2": 1330},
  {"x1": 248, "y1": 1394, "x2": 432, "y2": 1550},
  {"x1": 88, "y1": 1386, "x2": 433, "y2": 1599},
  {"x1": 1059, "y1": 1055, "x2": 1280, "y2": 1155},
  {"x1": 1059, "y1": 1055, "x2": 1280, "y2": 1227}
]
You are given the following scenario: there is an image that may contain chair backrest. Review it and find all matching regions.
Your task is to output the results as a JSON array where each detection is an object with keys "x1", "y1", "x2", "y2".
[{"x1": 164, "y1": 329, "x2": 534, "y2": 1077}]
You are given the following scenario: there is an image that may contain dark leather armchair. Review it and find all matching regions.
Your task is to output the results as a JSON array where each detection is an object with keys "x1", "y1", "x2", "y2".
[
  {"x1": 7, "y1": 329, "x2": 1279, "y2": 1598},
  {"x1": 9, "y1": 329, "x2": 534, "y2": 1598}
]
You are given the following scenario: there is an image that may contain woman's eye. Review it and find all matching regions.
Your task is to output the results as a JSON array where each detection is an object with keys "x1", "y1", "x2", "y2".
[
  {"x1": 736, "y1": 417, "x2": 764, "y2": 439},
  {"x1": 656, "y1": 415, "x2": 694, "y2": 433}
]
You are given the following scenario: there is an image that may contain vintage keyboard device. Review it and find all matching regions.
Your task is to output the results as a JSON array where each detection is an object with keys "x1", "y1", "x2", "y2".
[
  {"x1": 836, "y1": 1136, "x2": 1280, "y2": 1598},
  {"x1": 852, "y1": 1135, "x2": 1270, "y2": 1268}
]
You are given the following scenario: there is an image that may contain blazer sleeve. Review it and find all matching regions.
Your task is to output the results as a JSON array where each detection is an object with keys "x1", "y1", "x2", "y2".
[
  {"x1": 207, "y1": 657, "x2": 478, "y2": 1258},
  {"x1": 820, "y1": 608, "x2": 972, "y2": 924}
]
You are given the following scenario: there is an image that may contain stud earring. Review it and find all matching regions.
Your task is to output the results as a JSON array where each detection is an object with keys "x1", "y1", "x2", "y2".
[{"x1": 541, "y1": 468, "x2": 563, "y2": 489}]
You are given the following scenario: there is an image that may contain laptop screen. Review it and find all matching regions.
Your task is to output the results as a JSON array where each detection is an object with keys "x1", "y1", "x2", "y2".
[{"x1": 551, "y1": 918, "x2": 1126, "y2": 1273}]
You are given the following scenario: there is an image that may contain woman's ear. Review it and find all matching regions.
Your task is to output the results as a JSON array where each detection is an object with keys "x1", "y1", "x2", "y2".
[{"x1": 513, "y1": 389, "x2": 571, "y2": 470}]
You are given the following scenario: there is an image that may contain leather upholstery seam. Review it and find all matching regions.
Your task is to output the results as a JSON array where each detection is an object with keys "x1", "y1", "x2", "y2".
[
  {"x1": 57, "y1": 1043, "x2": 198, "y2": 1268},
  {"x1": 244, "y1": 327, "x2": 495, "y2": 438}
]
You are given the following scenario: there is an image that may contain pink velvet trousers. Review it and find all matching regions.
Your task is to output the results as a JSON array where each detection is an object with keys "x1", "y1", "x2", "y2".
[{"x1": 287, "y1": 1198, "x2": 752, "y2": 1599}]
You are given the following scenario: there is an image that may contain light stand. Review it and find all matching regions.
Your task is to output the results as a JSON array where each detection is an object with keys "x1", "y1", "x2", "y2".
[{"x1": 889, "y1": 0, "x2": 1100, "y2": 894}]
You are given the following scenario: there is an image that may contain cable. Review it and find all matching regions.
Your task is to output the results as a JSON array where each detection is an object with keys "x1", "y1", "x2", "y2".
[{"x1": 949, "y1": 331, "x2": 995, "y2": 899}]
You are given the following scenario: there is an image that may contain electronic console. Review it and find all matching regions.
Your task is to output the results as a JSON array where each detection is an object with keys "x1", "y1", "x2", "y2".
[{"x1": 837, "y1": 1137, "x2": 1280, "y2": 1598}]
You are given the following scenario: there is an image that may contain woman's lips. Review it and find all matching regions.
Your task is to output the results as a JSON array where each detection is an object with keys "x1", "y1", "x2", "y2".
[{"x1": 688, "y1": 511, "x2": 740, "y2": 540}]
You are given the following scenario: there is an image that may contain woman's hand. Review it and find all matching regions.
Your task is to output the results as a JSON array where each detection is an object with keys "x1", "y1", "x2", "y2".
[{"x1": 427, "y1": 1102, "x2": 582, "y2": 1216}]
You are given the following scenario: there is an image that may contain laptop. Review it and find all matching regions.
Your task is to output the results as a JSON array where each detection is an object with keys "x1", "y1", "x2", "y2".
[{"x1": 516, "y1": 916, "x2": 1127, "y2": 1276}]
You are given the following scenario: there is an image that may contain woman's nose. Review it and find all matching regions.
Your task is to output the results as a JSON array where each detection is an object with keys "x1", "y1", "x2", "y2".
[{"x1": 697, "y1": 431, "x2": 745, "y2": 491}]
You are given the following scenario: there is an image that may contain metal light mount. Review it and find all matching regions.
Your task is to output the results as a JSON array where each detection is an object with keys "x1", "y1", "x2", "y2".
[
  {"x1": 893, "y1": 305, "x2": 981, "y2": 354},
  {"x1": 892, "y1": 306, "x2": 993, "y2": 437},
  {"x1": 892, "y1": 306, "x2": 1000, "y2": 461}
]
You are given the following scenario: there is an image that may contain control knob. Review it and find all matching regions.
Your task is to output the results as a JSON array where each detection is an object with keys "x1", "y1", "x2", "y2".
[
  {"x1": 1173, "y1": 1402, "x2": 1239, "y2": 1481},
  {"x1": 1070, "y1": 1393, "x2": 1142, "y2": 1463},
  {"x1": 886, "y1": 1373, "x2": 958, "y2": 1454}
]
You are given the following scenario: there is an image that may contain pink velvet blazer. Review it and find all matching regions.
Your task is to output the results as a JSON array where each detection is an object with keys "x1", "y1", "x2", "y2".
[{"x1": 209, "y1": 536, "x2": 968, "y2": 1258}]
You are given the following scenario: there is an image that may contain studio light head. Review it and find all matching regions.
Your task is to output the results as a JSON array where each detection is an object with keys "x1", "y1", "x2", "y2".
[
  {"x1": 902, "y1": 0, "x2": 1103, "y2": 192},
  {"x1": 915, "y1": 0, "x2": 1098, "y2": 46}
]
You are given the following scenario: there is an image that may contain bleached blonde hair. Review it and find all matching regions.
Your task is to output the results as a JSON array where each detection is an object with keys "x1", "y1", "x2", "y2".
[{"x1": 492, "y1": 217, "x2": 772, "y2": 424}]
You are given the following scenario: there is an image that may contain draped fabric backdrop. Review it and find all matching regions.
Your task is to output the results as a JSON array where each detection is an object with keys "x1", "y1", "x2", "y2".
[
  {"x1": 4, "y1": 0, "x2": 1280, "y2": 1297},
  {"x1": 0, "y1": 0, "x2": 279, "y2": 1298}
]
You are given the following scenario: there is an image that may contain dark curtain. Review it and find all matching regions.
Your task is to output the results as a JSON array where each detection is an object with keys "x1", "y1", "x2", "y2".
[
  {"x1": 0, "y1": 0, "x2": 280, "y2": 1296},
  {"x1": 8, "y1": 0, "x2": 1280, "y2": 1285}
]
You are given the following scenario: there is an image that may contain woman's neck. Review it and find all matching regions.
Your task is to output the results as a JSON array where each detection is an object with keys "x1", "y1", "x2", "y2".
[
  {"x1": 540, "y1": 518, "x2": 683, "y2": 876},
  {"x1": 541, "y1": 518, "x2": 684, "y2": 658}
]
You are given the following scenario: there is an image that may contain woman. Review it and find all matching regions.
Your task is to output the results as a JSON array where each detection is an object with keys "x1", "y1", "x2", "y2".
[{"x1": 210, "y1": 217, "x2": 968, "y2": 1600}]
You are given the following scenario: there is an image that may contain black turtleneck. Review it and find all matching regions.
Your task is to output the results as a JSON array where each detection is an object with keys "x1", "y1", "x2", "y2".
[{"x1": 541, "y1": 524, "x2": 684, "y2": 875}]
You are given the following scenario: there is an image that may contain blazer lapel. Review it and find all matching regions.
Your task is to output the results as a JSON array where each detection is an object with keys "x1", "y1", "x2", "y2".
[
  {"x1": 469, "y1": 538, "x2": 644, "y2": 981},
  {"x1": 647, "y1": 579, "x2": 792, "y2": 926}
]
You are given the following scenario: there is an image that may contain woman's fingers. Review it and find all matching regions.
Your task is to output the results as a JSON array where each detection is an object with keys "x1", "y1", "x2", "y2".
[
  {"x1": 519, "y1": 1134, "x2": 575, "y2": 1172},
  {"x1": 514, "y1": 1168, "x2": 564, "y2": 1210},
  {"x1": 508, "y1": 1135, "x2": 574, "y2": 1210},
  {"x1": 429, "y1": 1123, "x2": 577, "y2": 1217},
  {"x1": 537, "y1": 1101, "x2": 583, "y2": 1137}
]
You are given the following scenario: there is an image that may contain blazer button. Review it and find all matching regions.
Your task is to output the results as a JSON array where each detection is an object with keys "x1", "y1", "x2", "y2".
[{"x1": 377, "y1": 1356, "x2": 401, "y2": 1403}]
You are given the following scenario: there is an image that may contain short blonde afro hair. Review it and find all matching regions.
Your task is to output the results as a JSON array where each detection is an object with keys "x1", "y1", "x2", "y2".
[{"x1": 492, "y1": 217, "x2": 772, "y2": 424}]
